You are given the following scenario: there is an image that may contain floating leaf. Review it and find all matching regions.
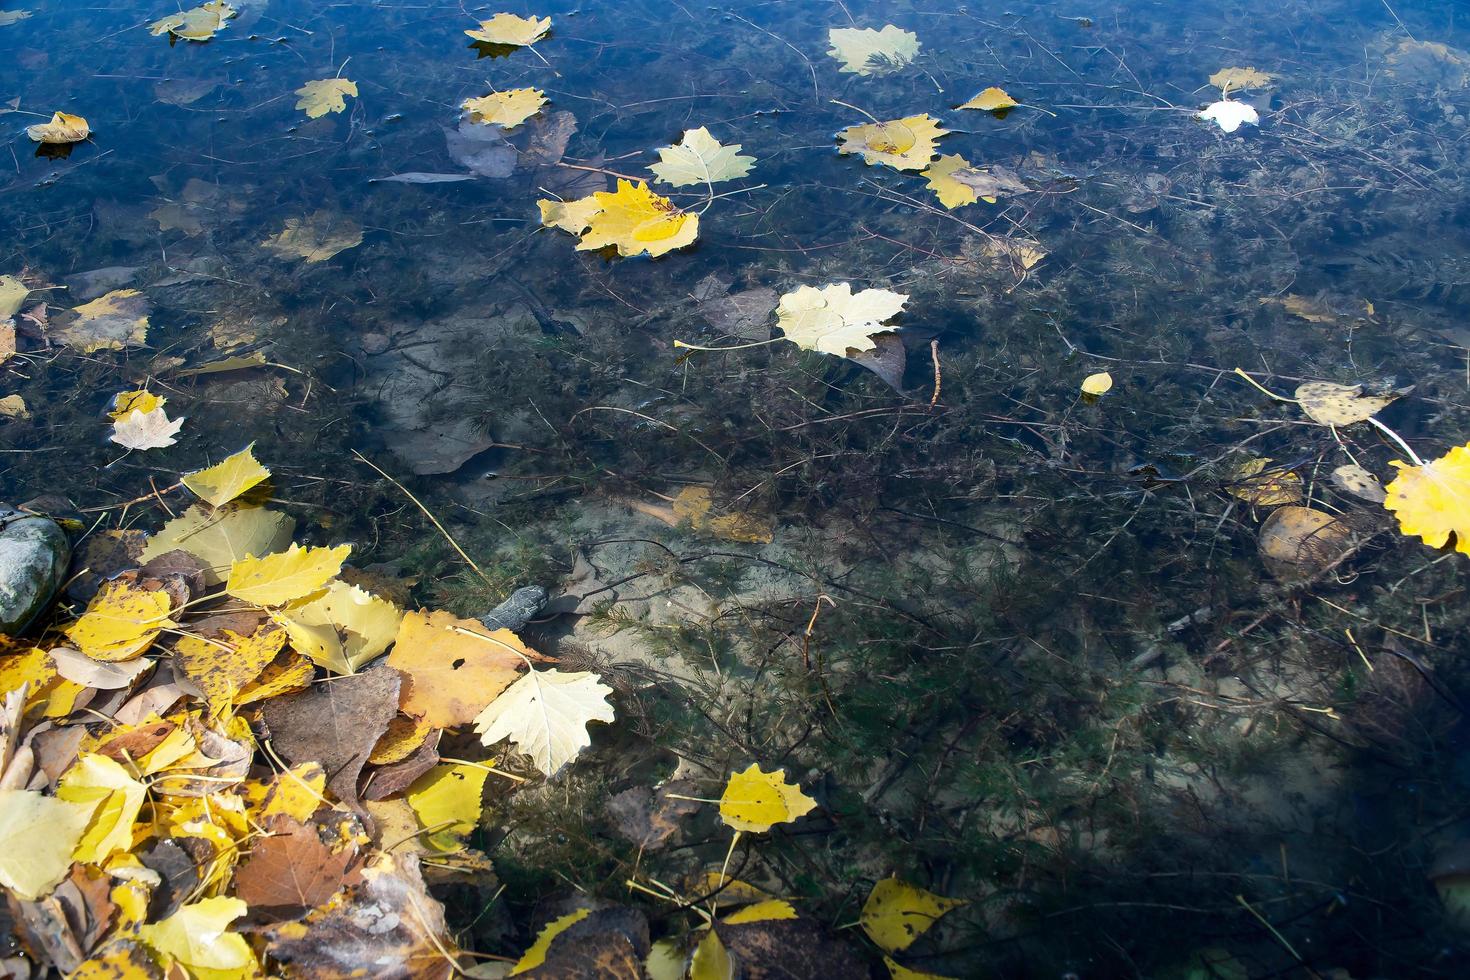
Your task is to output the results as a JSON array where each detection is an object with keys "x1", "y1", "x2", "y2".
[
  {"x1": 295, "y1": 78, "x2": 357, "y2": 118},
  {"x1": 406, "y1": 762, "x2": 488, "y2": 852},
  {"x1": 859, "y1": 878, "x2": 966, "y2": 953},
  {"x1": 576, "y1": 179, "x2": 699, "y2": 258},
  {"x1": 0, "y1": 789, "x2": 93, "y2": 900},
  {"x1": 717, "y1": 764, "x2": 816, "y2": 833},
  {"x1": 1208, "y1": 66, "x2": 1275, "y2": 92},
  {"x1": 473, "y1": 668, "x2": 616, "y2": 777},
  {"x1": 111, "y1": 406, "x2": 184, "y2": 450},
  {"x1": 465, "y1": 12, "x2": 550, "y2": 46},
  {"x1": 1227, "y1": 458, "x2": 1302, "y2": 507},
  {"x1": 109, "y1": 389, "x2": 163, "y2": 420},
  {"x1": 1295, "y1": 381, "x2": 1401, "y2": 427},
  {"x1": 0, "y1": 11, "x2": 31, "y2": 26},
  {"x1": 149, "y1": 0, "x2": 236, "y2": 41},
  {"x1": 538, "y1": 195, "x2": 603, "y2": 234},
  {"x1": 1198, "y1": 99, "x2": 1258, "y2": 133},
  {"x1": 138, "y1": 897, "x2": 258, "y2": 979},
  {"x1": 226, "y1": 542, "x2": 350, "y2": 606},
  {"x1": 837, "y1": 114, "x2": 945, "y2": 171},
  {"x1": 827, "y1": 25, "x2": 920, "y2": 76},
  {"x1": 958, "y1": 86, "x2": 1018, "y2": 112},
  {"x1": 262, "y1": 211, "x2": 363, "y2": 262},
  {"x1": 461, "y1": 88, "x2": 546, "y2": 129},
  {"x1": 775, "y1": 282, "x2": 907, "y2": 356},
  {"x1": 273, "y1": 579, "x2": 402, "y2": 674},
  {"x1": 1080, "y1": 371, "x2": 1113, "y2": 396},
  {"x1": 64, "y1": 578, "x2": 175, "y2": 661},
  {"x1": 1384, "y1": 441, "x2": 1470, "y2": 555},
  {"x1": 27, "y1": 111, "x2": 89, "y2": 144},
  {"x1": 138, "y1": 502, "x2": 295, "y2": 584},
  {"x1": 0, "y1": 275, "x2": 29, "y2": 317},
  {"x1": 183, "y1": 444, "x2": 271, "y2": 507},
  {"x1": 386, "y1": 609, "x2": 527, "y2": 727},
  {"x1": 56, "y1": 289, "x2": 150, "y2": 352},
  {"x1": 650, "y1": 127, "x2": 756, "y2": 187}
]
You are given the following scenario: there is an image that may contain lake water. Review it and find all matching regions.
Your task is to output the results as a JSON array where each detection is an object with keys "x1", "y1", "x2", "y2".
[{"x1": 4, "y1": 0, "x2": 1470, "y2": 975}]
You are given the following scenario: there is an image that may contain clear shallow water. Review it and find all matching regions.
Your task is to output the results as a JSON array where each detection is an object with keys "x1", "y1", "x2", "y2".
[{"x1": 4, "y1": 0, "x2": 1470, "y2": 974}]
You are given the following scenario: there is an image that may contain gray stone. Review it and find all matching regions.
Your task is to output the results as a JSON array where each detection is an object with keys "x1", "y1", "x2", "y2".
[
  {"x1": 480, "y1": 585, "x2": 548, "y2": 632},
  {"x1": 0, "y1": 506, "x2": 70, "y2": 635}
]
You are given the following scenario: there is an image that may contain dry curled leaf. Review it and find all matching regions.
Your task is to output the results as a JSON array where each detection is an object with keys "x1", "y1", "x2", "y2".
[{"x1": 27, "y1": 111, "x2": 89, "y2": 144}]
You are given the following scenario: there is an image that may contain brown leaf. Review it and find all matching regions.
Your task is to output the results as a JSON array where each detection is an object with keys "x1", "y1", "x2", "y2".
[
  {"x1": 234, "y1": 816, "x2": 355, "y2": 918},
  {"x1": 520, "y1": 908, "x2": 650, "y2": 980},
  {"x1": 716, "y1": 915, "x2": 866, "y2": 980},
  {"x1": 362, "y1": 730, "x2": 442, "y2": 802},
  {"x1": 386, "y1": 611, "x2": 526, "y2": 728},
  {"x1": 261, "y1": 665, "x2": 400, "y2": 815},
  {"x1": 604, "y1": 779, "x2": 700, "y2": 850}
]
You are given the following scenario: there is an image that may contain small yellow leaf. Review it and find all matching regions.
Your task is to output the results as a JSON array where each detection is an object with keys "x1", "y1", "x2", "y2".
[
  {"x1": 0, "y1": 394, "x2": 27, "y2": 419},
  {"x1": 138, "y1": 896, "x2": 258, "y2": 979},
  {"x1": 920, "y1": 154, "x2": 979, "y2": 209},
  {"x1": 0, "y1": 789, "x2": 94, "y2": 900},
  {"x1": 512, "y1": 909, "x2": 591, "y2": 974},
  {"x1": 884, "y1": 955, "x2": 958, "y2": 980},
  {"x1": 466, "y1": 12, "x2": 551, "y2": 47},
  {"x1": 1080, "y1": 371, "x2": 1113, "y2": 395},
  {"x1": 689, "y1": 929, "x2": 733, "y2": 980},
  {"x1": 64, "y1": 578, "x2": 175, "y2": 661},
  {"x1": 295, "y1": 78, "x2": 357, "y2": 118},
  {"x1": 225, "y1": 542, "x2": 351, "y2": 606},
  {"x1": 958, "y1": 86, "x2": 1018, "y2": 112},
  {"x1": 538, "y1": 195, "x2": 603, "y2": 234},
  {"x1": 57, "y1": 754, "x2": 148, "y2": 865},
  {"x1": 717, "y1": 763, "x2": 816, "y2": 833},
  {"x1": 576, "y1": 179, "x2": 699, "y2": 258},
  {"x1": 860, "y1": 878, "x2": 966, "y2": 953},
  {"x1": 27, "y1": 111, "x2": 90, "y2": 144},
  {"x1": 1227, "y1": 458, "x2": 1302, "y2": 507},
  {"x1": 182, "y1": 444, "x2": 271, "y2": 507},
  {"x1": 837, "y1": 114, "x2": 946, "y2": 171},
  {"x1": 149, "y1": 0, "x2": 236, "y2": 41},
  {"x1": 1384, "y1": 441, "x2": 1470, "y2": 555},
  {"x1": 109, "y1": 388, "x2": 164, "y2": 419},
  {"x1": 721, "y1": 900, "x2": 798, "y2": 924},
  {"x1": 406, "y1": 762, "x2": 489, "y2": 852},
  {"x1": 462, "y1": 88, "x2": 546, "y2": 129},
  {"x1": 0, "y1": 275, "x2": 28, "y2": 317}
]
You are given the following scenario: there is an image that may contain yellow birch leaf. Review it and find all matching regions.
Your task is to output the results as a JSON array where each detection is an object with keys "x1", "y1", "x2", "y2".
[
  {"x1": 225, "y1": 542, "x2": 351, "y2": 606},
  {"x1": 109, "y1": 389, "x2": 164, "y2": 419},
  {"x1": 139, "y1": 896, "x2": 259, "y2": 979},
  {"x1": 1294, "y1": 381, "x2": 1401, "y2": 427},
  {"x1": 538, "y1": 195, "x2": 603, "y2": 235},
  {"x1": 233, "y1": 650, "x2": 315, "y2": 705},
  {"x1": 837, "y1": 114, "x2": 945, "y2": 171},
  {"x1": 466, "y1": 13, "x2": 550, "y2": 47},
  {"x1": 182, "y1": 444, "x2": 270, "y2": 507},
  {"x1": 689, "y1": 929, "x2": 732, "y2": 980},
  {"x1": 0, "y1": 275, "x2": 28, "y2": 317},
  {"x1": 1080, "y1": 371, "x2": 1113, "y2": 395},
  {"x1": 512, "y1": 909, "x2": 592, "y2": 973},
  {"x1": 575, "y1": 179, "x2": 699, "y2": 258},
  {"x1": 921, "y1": 154, "x2": 979, "y2": 209},
  {"x1": 462, "y1": 88, "x2": 546, "y2": 129},
  {"x1": 273, "y1": 579, "x2": 402, "y2": 673},
  {"x1": 295, "y1": 78, "x2": 357, "y2": 118},
  {"x1": 57, "y1": 289, "x2": 150, "y2": 353},
  {"x1": 1384, "y1": 441, "x2": 1470, "y2": 555},
  {"x1": 174, "y1": 623, "x2": 287, "y2": 717},
  {"x1": 717, "y1": 763, "x2": 816, "y2": 833},
  {"x1": 721, "y1": 900, "x2": 799, "y2": 924},
  {"x1": 370, "y1": 713, "x2": 433, "y2": 764},
  {"x1": 57, "y1": 754, "x2": 148, "y2": 864},
  {"x1": 0, "y1": 789, "x2": 94, "y2": 900},
  {"x1": 27, "y1": 111, "x2": 89, "y2": 144},
  {"x1": 958, "y1": 86, "x2": 1019, "y2": 112},
  {"x1": 64, "y1": 578, "x2": 175, "y2": 662},
  {"x1": 71, "y1": 940, "x2": 160, "y2": 980},
  {"x1": 860, "y1": 878, "x2": 966, "y2": 953},
  {"x1": 406, "y1": 762, "x2": 489, "y2": 852},
  {"x1": 138, "y1": 502, "x2": 295, "y2": 585}
]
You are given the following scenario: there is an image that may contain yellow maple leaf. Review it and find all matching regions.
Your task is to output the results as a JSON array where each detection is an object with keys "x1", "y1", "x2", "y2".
[
  {"x1": 406, "y1": 762, "x2": 489, "y2": 852},
  {"x1": 225, "y1": 542, "x2": 351, "y2": 606},
  {"x1": 717, "y1": 764, "x2": 816, "y2": 833},
  {"x1": 465, "y1": 12, "x2": 550, "y2": 46},
  {"x1": 109, "y1": 389, "x2": 164, "y2": 420},
  {"x1": 538, "y1": 195, "x2": 602, "y2": 234},
  {"x1": 262, "y1": 210, "x2": 362, "y2": 262},
  {"x1": 827, "y1": 25, "x2": 920, "y2": 76},
  {"x1": 837, "y1": 114, "x2": 945, "y2": 171},
  {"x1": 958, "y1": 86, "x2": 1018, "y2": 112},
  {"x1": 64, "y1": 579, "x2": 175, "y2": 661},
  {"x1": 921, "y1": 153, "x2": 980, "y2": 209},
  {"x1": 860, "y1": 878, "x2": 967, "y2": 953},
  {"x1": 775, "y1": 282, "x2": 907, "y2": 356},
  {"x1": 149, "y1": 0, "x2": 236, "y2": 41},
  {"x1": 576, "y1": 179, "x2": 699, "y2": 258},
  {"x1": 182, "y1": 443, "x2": 271, "y2": 508},
  {"x1": 27, "y1": 111, "x2": 89, "y2": 144},
  {"x1": 462, "y1": 87, "x2": 546, "y2": 129},
  {"x1": 1384, "y1": 441, "x2": 1470, "y2": 555},
  {"x1": 295, "y1": 78, "x2": 357, "y2": 118}
]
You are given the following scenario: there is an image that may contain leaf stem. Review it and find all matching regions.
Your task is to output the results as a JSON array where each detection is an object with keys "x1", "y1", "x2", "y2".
[
  {"x1": 673, "y1": 337, "x2": 783, "y2": 352},
  {"x1": 1368, "y1": 415, "x2": 1424, "y2": 466}
]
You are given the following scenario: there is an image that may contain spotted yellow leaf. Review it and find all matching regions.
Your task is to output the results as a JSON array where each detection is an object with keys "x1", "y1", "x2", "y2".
[
  {"x1": 295, "y1": 78, "x2": 357, "y2": 118},
  {"x1": 27, "y1": 111, "x2": 89, "y2": 144},
  {"x1": 64, "y1": 578, "x2": 175, "y2": 661},
  {"x1": 1384, "y1": 441, "x2": 1470, "y2": 555},
  {"x1": 717, "y1": 763, "x2": 815, "y2": 833},
  {"x1": 465, "y1": 12, "x2": 550, "y2": 47},
  {"x1": 1294, "y1": 381, "x2": 1402, "y2": 427},
  {"x1": 406, "y1": 762, "x2": 488, "y2": 852},
  {"x1": 182, "y1": 443, "x2": 270, "y2": 507},
  {"x1": 461, "y1": 87, "x2": 546, "y2": 129},
  {"x1": 575, "y1": 179, "x2": 699, "y2": 258},
  {"x1": 174, "y1": 623, "x2": 287, "y2": 718},
  {"x1": 860, "y1": 878, "x2": 966, "y2": 953},
  {"x1": 225, "y1": 542, "x2": 351, "y2": 606},
  {"x1": 837, "y1": 114, "x2": 945, "y2": 171}
]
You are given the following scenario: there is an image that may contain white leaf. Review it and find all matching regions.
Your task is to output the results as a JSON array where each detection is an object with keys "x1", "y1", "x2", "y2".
[
  {"x1": 649, "y1": 127, "x2": 755, "y2": 188},
  {"x1": 111, "y1": 407, "x2": 184, "y2": 450},
  {"x1": 827, "y1": 25, "x2": 920, "y2": 76},
  {"x1": 1198, "y1": 99, "x2": 1259, "y2": 133},
  {"x1": 473, "y1": 669, "x2": 615, "y2": 777}
]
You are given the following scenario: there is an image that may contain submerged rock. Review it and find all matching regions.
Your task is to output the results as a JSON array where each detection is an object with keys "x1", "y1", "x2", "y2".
[
  {"x1": 0, "y1": 505, "x2": 70, "y2": 634},
  {"x1": 479, "y1": 585, "x2": 547, "y2": 632}
]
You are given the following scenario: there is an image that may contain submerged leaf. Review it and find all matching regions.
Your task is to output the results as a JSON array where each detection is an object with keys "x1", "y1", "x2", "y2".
[
  {"x1": 860, "y1": 878, "x2": 966, "y2": 953},
  {"x1": 1295, "y1": 381, "x2": 1402, "y2": 426},
  {"x1": 717, "y1": 764, "x2": 816, "y2": 833},
  {"x1": 1384, "y1": 441, "x2": 1470, "y2": 555},
  {"x1": 262, "y1": 211, "x2": 363, "y2": 262},
  {"x1": 295, "y1": 78, "x2": 357, "y2": 118},
  {"x1": 837, "y1": 114, "x2": 945, "y2": 171},
  {"x1": 1208, "y1": 66, "x2": 1275, "y2": 92},
  {"x1": 56, "y1": 289, "x2": 151, "y2": 353},
  {"x1": 827, "y1": 25, "x2": 920, "y2": 76},
  {"x1": 649, "y1": 127, "x2": 755, "y2": 187}
]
